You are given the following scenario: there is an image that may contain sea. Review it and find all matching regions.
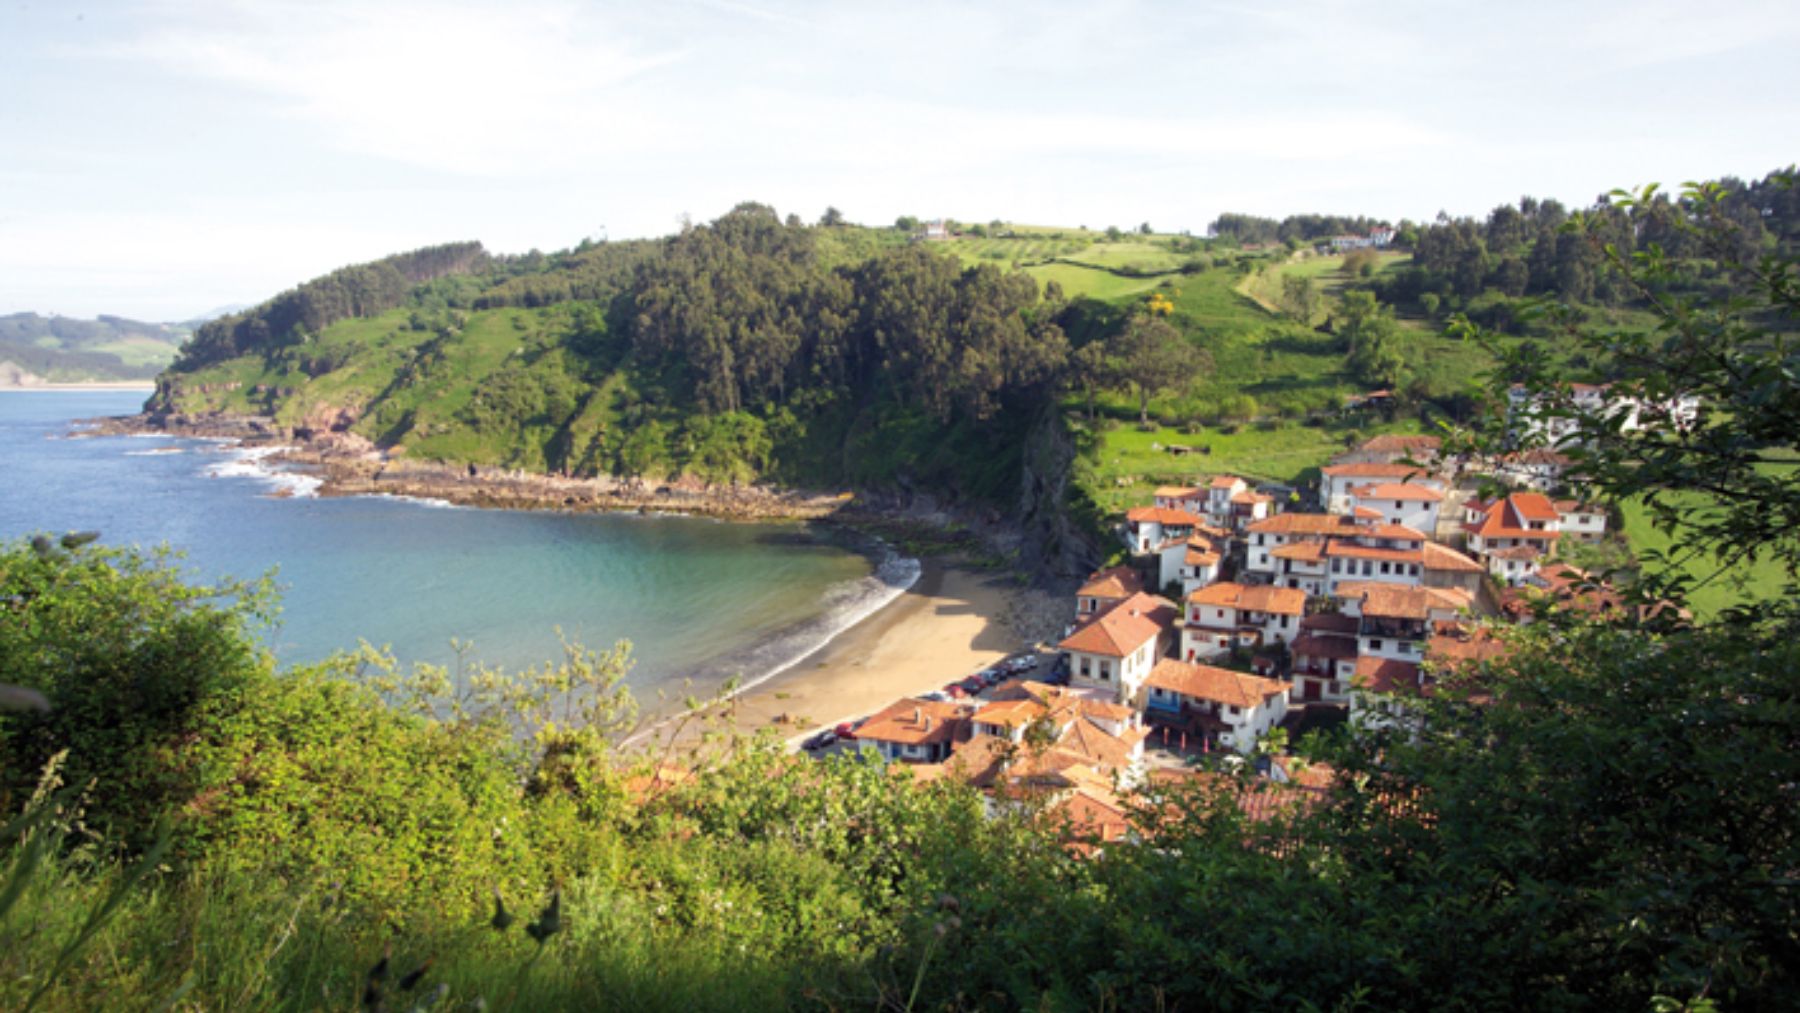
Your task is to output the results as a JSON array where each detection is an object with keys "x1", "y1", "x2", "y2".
[{"x1": 0, "y1": 389, "x2": 918, "y2": 703}]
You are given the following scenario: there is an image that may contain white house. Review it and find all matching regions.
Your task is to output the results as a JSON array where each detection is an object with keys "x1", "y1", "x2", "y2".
[
  {"x1": 1141, "y1": 659, "x2": 1291, "y2": 754},
  {"x1": 1335, "y1": 582, "x2": 1472, "y2": 665},
  {"x1": 1123, "y1": 505, "x2": 1203, "y2": 556},
  {"x1": 1180, "y1": 582, "x2": 1307, "y2": 661},
  {"x1": 1058, "y1": 592, "x2": 1179, "y2": 705},
  {"x1": 1348, "y1": 657, "x2": 1426, "y2": 733},
  {"x1": 1203, "y1": 475, "x2": 1249, "y2": 526},
  {"x1": 1344, "y1": 482, "x2": 1443, "y2": 534},
  {"x1": 1322, "y1": 523, "x2": 1432, "y2": 595},
  {"x1": 1178, "y1": 534, "x2": 1226, "y2": 597},
  {"x1": 1320, "y1": 462, "x2": 1447, "y2": 514},
  {"x1": 855, "y1": 698, "x2": 970, "y2": 763},
  {"x1": 1244, "y1": 512, "x2": 1367, "y2": 582},
  {"x1": 1553, "y1": 499, "x2": 1608, "y2": 541},
  {"x1": 1075, "y1": 565, "x2": 1145, "y2": 619},
  {"x1": 1464, "y1": 492, "x2": 1565, "y2": 585},
  {"x1": 1331, "y1": 433, "x2": 1444, "y2": 466}
]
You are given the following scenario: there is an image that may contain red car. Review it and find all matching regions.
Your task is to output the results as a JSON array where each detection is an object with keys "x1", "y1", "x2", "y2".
[
  {"x1": 944, "y1": 684, "x2": 967, "y2": 699},
  {"x1": 834, "y1": 721, "x2": 858, "y2": 740},
  {"x1": 960, "y1": 675, "x2": 986, "y2": 694}
]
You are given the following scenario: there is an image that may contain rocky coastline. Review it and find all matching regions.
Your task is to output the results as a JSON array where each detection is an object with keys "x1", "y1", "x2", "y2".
[{"x1": 78, "y1": 411, "x2": 850, "y2": 522}]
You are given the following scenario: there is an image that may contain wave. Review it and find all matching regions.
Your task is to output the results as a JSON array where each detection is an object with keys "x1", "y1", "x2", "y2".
[
  {"x1": 378, "y1": 493, "x2": 465, "y2": 510},
  {"x1": 682, "y1": 548, "x2": 922, "y2": 700},
  {"x1": 201, "y1": 444, "x2": 323, "y2": 499},
  {"x1": 124, "y1": 447, "x2": 184, "y2": 456}
]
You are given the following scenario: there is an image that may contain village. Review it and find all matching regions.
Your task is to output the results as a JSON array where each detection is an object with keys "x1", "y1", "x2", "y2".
[{"x1": 796, "y1": 383, "x2": 1684, "y2": 849}]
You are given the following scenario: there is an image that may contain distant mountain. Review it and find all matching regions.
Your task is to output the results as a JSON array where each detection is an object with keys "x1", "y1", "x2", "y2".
[{"x1": 0, "y1": 312, "x2": 189, "y2": 384}]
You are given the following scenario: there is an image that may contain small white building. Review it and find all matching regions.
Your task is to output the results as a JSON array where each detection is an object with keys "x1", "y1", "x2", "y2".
[
  {"x1": 1075, "y1": 565, "x2": 1146, "y2": 619},
  {"x1": 1058, "y1": 592, "x2": 1179, "y2": 706},
  {"x1": 1180, "y1": 582, "x2": 1307, "y2": 661},
  {"x1": 1141, "y1": 658, "x2": 1291, "y2": 754},
  {"x1": 1344, "y1": 482, "x2": 1444, "y2": 534},
  {"x1": 1464, "y1": 492, "x2": 1565, "y2": 586},
  {"x1": 855, "y1": 698, "x2": 970, "y2": 763},
  {"x1": 1320, "y1": 462, "x2": 1448, "y2": 515}
]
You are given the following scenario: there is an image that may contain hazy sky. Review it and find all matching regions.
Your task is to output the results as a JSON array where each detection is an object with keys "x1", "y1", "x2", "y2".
[{"x1": 3, "y1": 0, "x2": 1796, "y2": 320}]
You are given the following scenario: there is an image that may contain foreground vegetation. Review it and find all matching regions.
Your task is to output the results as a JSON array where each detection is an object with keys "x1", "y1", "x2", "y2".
[{"x1": 2, "y1": 533, "x2": 1795, "y2": 1011}]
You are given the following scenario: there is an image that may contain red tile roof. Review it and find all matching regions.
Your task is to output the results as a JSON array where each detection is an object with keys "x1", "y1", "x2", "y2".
[
  {"x1": 1144, "y1": 659, "x2": 1290, "y2": 709},
  {"x1": 1322, "y1": 461, "x2": 1434, "y2": 480},
  {"x1": 1271, "y1": 541, "x2": 1327, "y2": 562},
  {"x1": 1154, "y1": 485, "x2": 1200, "y2": 499},
  {"x1": 857, "y1": 698, "x2": 969, "y2": 747},
  {"x1": 1421, "y1": 542, "x2": 1483, "y2": 573},
  {"x1": 1186, "y1": 582, "x2": 1306, "y2": 615},
  {"x1": 1059, "y1": 592, "x2": 1177, "y2": 657},
  {"x1": 1325, "y1": 541, "x2": 1422, "y2": 563},
  {"x1": 1127, "y1": 506, "x2": 1204, "y2": 526},
  {"x1": 1510, "y1": 491, "x2": 1560, "y2": 522},
  {"x1": 1078, "y1": 565, "x2": 1144, "y2": 600},
  {"x1": 1300, "y1": 611, "x2": 1360, "y2": 635},
  {"x1": 1339, "y1": 583, "x2": 1472, "y2": 620},
  {"x1": 1353, "y1": 657, "x2": 1424, "y2": 694},
  {"x1": 1209, "y1": 475, "x2": 1245, "y2": 489},
  {"x1": 1247, "y1": 513, "x2": 1364, "y2": 537},
  {"x1": 1351, "y1": 482, "x2": 1445, "y2": 503}
]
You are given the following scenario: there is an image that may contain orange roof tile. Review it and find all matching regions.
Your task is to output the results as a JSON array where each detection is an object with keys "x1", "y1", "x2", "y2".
[
  {"x1": 1367, "y1": 522, "x2": 1430, "y2": 541},
  {"x1": 1058, "y1": 592, "x2": 1177, "y2": 657},
  {"x1": 1510, "y1": 492, "x2": 1560, "y2": 522},
  {"x1": 1078, "y1": 565, "x2": 1144, "y2": 600},
  {"x1": 1230, "y1": 490, "x2": 1274, "y2": 505},
  {"x1": 1209, "y1": 475, "x2": 1245, "y2": 489},
  {"x1": 1421, "y1": 542, "x2": 1483, "y2": 573},
  {"x1": 1300, "y1": 611, "x2": 1360, "y2": 635},
  {"x1": 1350, "y1": 482, "x2": 1445, "y2": 503},
  {"x1": 1339, "y1": 583, "x2": 1471, "y2": 620},
  {"x1": 1185, "y1": 582, "x2": 1306, "y2": 615},
  {"x1": 1247, "y1": 513, "x2": 1364, "y2": 537},
  {"x1": 1271, "y1": 541, "x2": 1327, "y2": 562},
  {"x1": 1144, "y1": 658, "x2": 1290, "y2": 709},
  {"x1": 1126, "y1": 506, "x2": 1204, "y2": 526},
  {"x1": 1353, "y1": 656, "x2": 1424, "y2": 694},
  {"x1": 856, "y1": 698, "x2": 968, "y2": 747},
  {"x1": 1322, "y1": 461, "x2": 1434, "y2": 479},
  {"x1": 1154, "y1": 485, "x2": 1200, "y2": 499}
]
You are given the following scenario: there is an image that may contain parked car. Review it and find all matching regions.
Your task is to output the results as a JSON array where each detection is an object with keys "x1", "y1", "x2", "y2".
[
  {"x1": 981, "y1": 668, "x2": 1005, "y2": 686},
  {"x1": 921, "y1": 690, "x2": 951, "y2": 703},
  {"x1": 834, "y1": 721, "x2": 859, "y2": 740},
  {"x1": 945, "y1": 684, "x2": 967, "y2": 699},
  {"x1": 804, "y1": 729, "x2": 837, "y2": 751},
  {"x1": 960, "y1": 675, "x2": 986, "y2": 694}
]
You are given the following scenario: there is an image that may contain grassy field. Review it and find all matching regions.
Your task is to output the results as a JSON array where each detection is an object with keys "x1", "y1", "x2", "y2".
[
  {"x1": 1620, "y1": 493, "x2": 1790, "y2": 620},
  {"x1": 1070, "y1": 412, "x2": 1425, "y2": 517}
]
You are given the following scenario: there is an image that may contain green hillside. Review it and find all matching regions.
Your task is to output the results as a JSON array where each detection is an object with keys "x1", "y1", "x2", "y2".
[{"x1": 0, "y1": 312, "x2": 188, "y2": 382}]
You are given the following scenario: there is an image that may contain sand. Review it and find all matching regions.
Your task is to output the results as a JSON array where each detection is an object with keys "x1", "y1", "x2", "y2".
[{"x1": 629, "y1": 556, "x2": 1036, "y2": 756}]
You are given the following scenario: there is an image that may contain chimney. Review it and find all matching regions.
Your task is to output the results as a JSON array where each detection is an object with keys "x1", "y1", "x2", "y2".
[
  {"x1": 924, "y1": 715, "x2": 933, "y2": 732},
  {"x1": 913, "y1": 706, "x2": 921, "y2": 725}
]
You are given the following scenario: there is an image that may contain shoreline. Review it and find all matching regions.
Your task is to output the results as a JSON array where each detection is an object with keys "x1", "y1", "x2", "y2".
[
  {"x1": 628, "y1": 553, "x2": 1061, "y2": 758},
  {"x1": 77, "y1": 412, "x2": 852, "y2": 522},
  {"x1": 77, "y1": 411, "x2": 1074, "y2": 751}
]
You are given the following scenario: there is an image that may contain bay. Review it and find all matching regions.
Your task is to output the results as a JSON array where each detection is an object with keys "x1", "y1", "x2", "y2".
[{"x1": 0, "y1": 390, "x2": 915, "y2": 703}]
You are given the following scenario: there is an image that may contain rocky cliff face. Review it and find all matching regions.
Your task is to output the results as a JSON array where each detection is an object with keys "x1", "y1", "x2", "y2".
[{"x1": 1014, "y1": 404, "x2": 1104, "y2": 581}]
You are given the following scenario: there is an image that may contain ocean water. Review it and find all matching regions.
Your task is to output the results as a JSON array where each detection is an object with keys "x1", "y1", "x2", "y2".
[{"x1": 0, "y1": 390, "x2": 917, "y2": 702}]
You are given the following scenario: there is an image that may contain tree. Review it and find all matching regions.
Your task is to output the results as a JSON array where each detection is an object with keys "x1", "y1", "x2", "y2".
[
  {"x1": 819, "y1": 206, "x2": 845, "y2": 227},
  {"x1": 895, "y1": 215, "x2": 919, "y2": 232},
  {"x1": 1336, "y1": 291, "x2": 1405, "y2": 387},
  {"x1": 1109, "y1": 312, "x2": 1207, "y2": 425},
  {"x1": 1280, "y1": 274, "x2": 1320, "y2": 323}
]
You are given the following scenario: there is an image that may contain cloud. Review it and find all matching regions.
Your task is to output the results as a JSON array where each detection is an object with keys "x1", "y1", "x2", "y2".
[{"x1": 96, "y1": 0, "x2": 686, "y2": 175}]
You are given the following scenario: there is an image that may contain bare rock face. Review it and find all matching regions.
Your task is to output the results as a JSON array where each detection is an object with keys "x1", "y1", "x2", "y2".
[
  {"x1": 293, "y1": 402, "x2": 361, "y2": 440},
  {"x1": 306, "y1": 430, "x2": 377, "y2": 459}
]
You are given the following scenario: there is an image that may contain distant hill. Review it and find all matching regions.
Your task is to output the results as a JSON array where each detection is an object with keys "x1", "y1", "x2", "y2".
[{"x1": 0, "y1": 312, "x2": 189, "y2": 384}]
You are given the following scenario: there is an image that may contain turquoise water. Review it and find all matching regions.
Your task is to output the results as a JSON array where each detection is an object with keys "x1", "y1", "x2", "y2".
[{"x1": 0, "y1": 390, "x2": 915, "y2": 700}]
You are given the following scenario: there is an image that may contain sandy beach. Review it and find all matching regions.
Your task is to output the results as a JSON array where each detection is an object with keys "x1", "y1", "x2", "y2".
[{"x1": 631, "y1": 555, "x2": 1059, "y2": 756}]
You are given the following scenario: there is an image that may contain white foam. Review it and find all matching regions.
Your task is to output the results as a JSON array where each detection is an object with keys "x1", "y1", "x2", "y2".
[
  {"x1": 201, "y1": 444, "x2": 321, "y2": 499},
  {"x1": 381, "y1": 493, "x2": 465, "y2": 510},
  {"x1": 125, "y1": 447, "x2": 184, "y2": 456},
  {"x1": 726, "y1": 549, "x2": 923, "y2": 697}
]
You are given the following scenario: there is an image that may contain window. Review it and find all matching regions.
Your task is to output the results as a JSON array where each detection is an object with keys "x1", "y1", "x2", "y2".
[
  {"x1": 1216, "y1": 609, "x2": 1226, "y2": 620},
  {"x1": 1079, "y1": 656, "x2": 1091, "y2": 677},
  {"x1": 1099, "y1": 661, "x2": 1111, "y2": 680},
  {"x1": 1369, "y1": 639, "x2": 1383, "y2": 650},
  {"x1": 1227, "y1": 705, "x2": 1239, "y2": 715}
]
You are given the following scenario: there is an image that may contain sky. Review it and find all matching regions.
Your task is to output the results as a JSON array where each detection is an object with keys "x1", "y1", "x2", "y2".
[{"x1": 2, "y1": 0, "x2": 1797, "y2": 321}]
